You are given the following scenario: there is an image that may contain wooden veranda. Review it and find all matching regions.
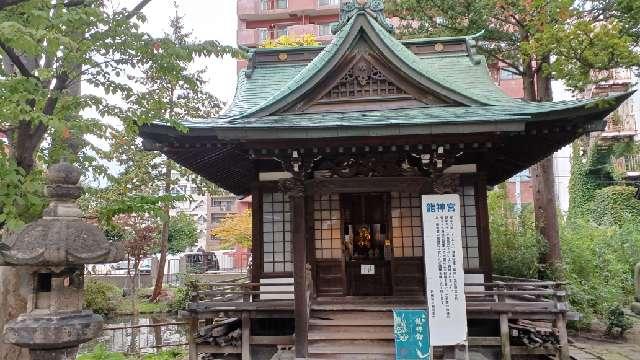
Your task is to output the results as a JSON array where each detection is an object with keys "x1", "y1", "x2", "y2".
[{"x1": 183, "y1": 275, "x2": 572, "y2": 360}]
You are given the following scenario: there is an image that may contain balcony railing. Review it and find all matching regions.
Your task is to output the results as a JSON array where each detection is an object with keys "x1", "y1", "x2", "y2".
[
  {"x1": 238, "y1": 0, "x2": 343, "y2": 18},
  {"x1": 612, "y1": 154, "x2": 640, "y2": 175},
  {"x1": 238, "y1": 24, "x2": 334, "y2": 47}
]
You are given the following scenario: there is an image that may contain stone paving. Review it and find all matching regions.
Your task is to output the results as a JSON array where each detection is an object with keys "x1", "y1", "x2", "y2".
[
  {"x1": 571, "y1": 341, "x2": 640, "y2": 360},
  {"x1": 570, "y1": 326, "x2": 640, "y2": 360}
]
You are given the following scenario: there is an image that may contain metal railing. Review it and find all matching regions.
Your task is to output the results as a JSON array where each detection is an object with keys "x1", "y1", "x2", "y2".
[{"x1": 612, "y1": 154, "x2": 640, "y2": 174}]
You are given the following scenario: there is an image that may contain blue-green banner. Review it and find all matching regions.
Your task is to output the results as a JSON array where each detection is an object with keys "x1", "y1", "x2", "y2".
[{"x1": 393, "y1": 309, "x2": 430, "y2": 360}]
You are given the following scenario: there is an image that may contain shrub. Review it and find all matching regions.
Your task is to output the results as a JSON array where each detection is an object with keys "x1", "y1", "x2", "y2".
[
  {"x1": 562, "y1": 220, "x2": 640, "y2": 328},
  {"x1": 605, "y1": 304, "x2": 634, "y2": 337},
  {"x1": 590, "y1": 186, "x2": 640, "y2": 227},
  {"x1": 77, "y1": 344, "x2": 126, "y2": 360},
  {"x1": 141, "y1": 348, "x2": 186, "y2": 359},
  {"x1": 488, "y1": 184, "x2": 545, "y2": 279},
  {"x1": 169, "y1": 273, "x2": 201, "y2": 312},
  {"x1": 84, "y1": 280, "x2": 120, "y2": 317}
]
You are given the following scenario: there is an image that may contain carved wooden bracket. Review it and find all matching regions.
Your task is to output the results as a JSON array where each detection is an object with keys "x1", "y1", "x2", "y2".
[
  {"x1": 279, "y1": 178, "x2": 305, "y2": 198},
  {"x1": 432, "y1": 174, "x2": 461, "y2": 194}
]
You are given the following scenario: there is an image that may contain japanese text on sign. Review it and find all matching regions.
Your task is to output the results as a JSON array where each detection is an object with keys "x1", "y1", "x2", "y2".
[
  {"x1": 422, "y1": 194, "x2": 468, "y2": 346},
  {"x1": 393, "y1": 309, "x2": 430, "y2": 360}
]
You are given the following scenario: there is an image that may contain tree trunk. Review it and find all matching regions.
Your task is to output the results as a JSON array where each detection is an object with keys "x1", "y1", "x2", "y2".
[
  {"x1": 0, "y1": 267, "x2": 32, "y2": 360},
  {"x1": 521, "y1": 54, "x2": 562, "y2": 277},
  {"x1": 532, "y1": 56, "x2": 561, "y2": 275},
  {"x1": 151, "y1": 161, "x2": 172, "y2": 301}
]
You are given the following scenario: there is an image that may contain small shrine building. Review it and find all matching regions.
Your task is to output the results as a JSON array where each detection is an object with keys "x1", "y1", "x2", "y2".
[{"x1": 140, "y1": 1, "x2": 630, "y2": 359}]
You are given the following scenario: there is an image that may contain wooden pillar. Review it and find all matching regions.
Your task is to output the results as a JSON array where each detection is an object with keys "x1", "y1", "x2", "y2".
[
  {"x1": 499, "y1": 314, "x2": 511, "y2": 360},
  {"x1": 498, "y1": 284, "x2": 511, "y2": 360},
  {"x1": 554, "y1": 283, "x2": 569, "y2": 360},
  {"x1": 242, "y1": 311, "x2": 251, "y2": 360},
  {"x1": 281, "y1": 178, "x2": 308, "y2": 359},
  {"x1": 188, "y1": 317, "x2": 198, "y2": 360},
  {"x1": 555, "y1": 312, "x2": 569, "y2": 360}
]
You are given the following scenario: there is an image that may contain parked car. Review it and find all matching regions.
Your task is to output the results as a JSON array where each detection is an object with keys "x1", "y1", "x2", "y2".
[
  {"x1": 183, "y1": 251, "x2": 219, "y2": 273},
  {"x1": 110, "y1": 258, "x2": 152, "y2": 274}
]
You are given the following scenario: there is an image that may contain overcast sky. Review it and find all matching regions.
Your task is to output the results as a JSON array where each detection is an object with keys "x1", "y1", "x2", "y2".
[
  {"x1": 121, "y1": 0, "x2": 239, "y2": 103},
  {"x1": 84, "y1": 0, "x2": 238, "y2": 184}
]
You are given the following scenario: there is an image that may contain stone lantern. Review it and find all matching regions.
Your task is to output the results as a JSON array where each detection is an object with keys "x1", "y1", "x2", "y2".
[{"x1": 0, "y1": 161, "x2": 123, "y2": 359}]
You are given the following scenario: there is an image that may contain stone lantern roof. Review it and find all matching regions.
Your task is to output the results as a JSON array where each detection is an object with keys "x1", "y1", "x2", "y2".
[{"x1": 0, "y1": 161, "x2": 123, "y2": 266}]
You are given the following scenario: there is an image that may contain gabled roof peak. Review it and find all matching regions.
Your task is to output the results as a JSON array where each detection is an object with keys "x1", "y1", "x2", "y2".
[{"x1": 333, "y1": 0, "x2": 394, "y2": 34}]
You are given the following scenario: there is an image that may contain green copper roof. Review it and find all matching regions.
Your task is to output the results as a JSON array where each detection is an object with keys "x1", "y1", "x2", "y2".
[
  {"x1": 181, "y1": 93, "x2": 630, "y2": 131},
  {"x1": 155, "y1": 5, "x2": 631, "y2": 137}
]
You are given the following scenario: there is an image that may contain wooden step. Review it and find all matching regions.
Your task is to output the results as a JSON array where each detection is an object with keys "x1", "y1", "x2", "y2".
[
  {"x1": 314, "y1": 296, "x2": 424, "y2": 304},
  {"x1": 309, "y1": 318, "x2": 392, "y2": 326},
  {"x1": 310, "y1": 310, "x2": 394, "y2": 325},
  {"x1": 309, "y1": 353, "x2": 396, "y2": 360},
  {"x1": 311, "y1": 303, "x2": 426, "y2": 311},
  {"x1": 308, "y1": 339, "x2": 395, "y2": 355},
  {"x1": 308, "y1": 326, "x2": 394, "y2": 340}
]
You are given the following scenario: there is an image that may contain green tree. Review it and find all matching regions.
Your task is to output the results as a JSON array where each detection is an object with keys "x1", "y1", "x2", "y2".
[
  {"x1": 168, "y1": 212, "x2": 198, "y2": 254},
  {"x1": 488, "y1": 184, "x2": 544, "y2": 278},
  {"x1": 0, "y1": 0, "x2": 238, "y2": 231},
  {"x1": 387, "y1": 0, "x2": 640, "y2": 274},
  {"x1": 89, "y1": 4, "x2": 231, "y2": 301}
]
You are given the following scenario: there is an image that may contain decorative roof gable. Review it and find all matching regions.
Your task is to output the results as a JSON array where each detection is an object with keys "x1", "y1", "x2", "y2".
[{"x1": 280, "y1": 36, "x2": 459, "y2": 114}]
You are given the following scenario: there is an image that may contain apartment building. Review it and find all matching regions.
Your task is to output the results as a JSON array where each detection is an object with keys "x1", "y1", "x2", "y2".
[
  {"x1": 586, "y1": 69, "x2": 640, "y2": 181},
  {"x1": 206, "y1": 194, "x2": 241, "y2": 250},
  {"x1": 237, "y1": 0, "x2": 342, "y2": 48},
  {"x1": 170, "y1": 179, "x2": 210, "y2": 250}
]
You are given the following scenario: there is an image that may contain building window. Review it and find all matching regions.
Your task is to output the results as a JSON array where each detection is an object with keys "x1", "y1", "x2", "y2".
[
  {"x1": 391, "y1": 193, "x2": 423, "y2": 257},
  {"x1": 499, "y1": 67, "x2": 520, "y2": 80},
  {"x1": 318, "y1": 0, "x2": 339, "y2": 6},
  {"x1": 318, "y1": 23, "x2": 336, "y2": 36},
  {"x1": 391, "y1": 189, "x2": 480, "y2": 269},
  {"x1": 313, "y1": 194, "x2": 342, "y2": 259},
  {"x1": 262, "y1": 192, "x2": 292, "y2": 273},
  {"x1": 274, "y1": 25, "x2": 288, "y2": 38},
  {"x1": 460, "y1": 185, "x2": 480, "y2": 269},
  {"x1": 257, "y1": 28, "x2": 269, "y2": 42},
  {"x1": 261, "y1": 0, "x2": 287, "y2": 10}
]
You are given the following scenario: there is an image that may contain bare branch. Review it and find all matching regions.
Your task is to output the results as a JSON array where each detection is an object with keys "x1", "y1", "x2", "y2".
[
  {"x1": 124, "y1": 0, "x2": 153, "y2": 21},
  {"x1": 0, "y1": 42, "x2": 39, "y2": 80}
]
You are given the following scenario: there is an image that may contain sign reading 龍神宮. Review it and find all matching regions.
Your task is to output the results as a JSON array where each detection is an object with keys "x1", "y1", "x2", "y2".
[{"x1": 422, "y1": 194, "x2": 468, "y2": 346}]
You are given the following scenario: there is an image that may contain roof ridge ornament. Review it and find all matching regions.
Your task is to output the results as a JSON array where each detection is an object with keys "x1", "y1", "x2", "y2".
[{"x1": 332, "y1": 0, "x2": 394, "y2": 35}]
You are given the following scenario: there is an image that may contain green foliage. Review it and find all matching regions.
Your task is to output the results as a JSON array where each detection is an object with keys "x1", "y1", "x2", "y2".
[
  {"x1": 605, "y1": 304, "x2": 634, "y2": 337},
  {"x1": 168, "y1": 213, "x2": 198, "y2": 255},
  {"x1": 141, "y1": 349, "x2": 186, "y2": 360},
  {"x1": 591, "y1": 186, "x2": 640, "y2": 227},
  {"x1": 0, "y1": 147, "x2": 46, "y2": 231},
  {"x1": 0, "y1": 0, "x2": 237, "y2": 231},
  {"x1": 169, "y1": 273, "x2": 201, "y2": 312},
  {"x1": 562, "y1": 220, "x2": 640, "y2": 328},
  {"x1": 386, "y1": 0, "x2": 640, "y2": 92},
  {"x1": 488, "y1": 184, "x2": 545, "y2": 279},
  {"x1": 77, "y1": 345, "x2": 126, "y2": 360},
  {"x1": 84, "y1": 279, "x2": 120, "y2": 317},
  {"x1": 568, "y1": 141, "x2": 615, "y2": 221},
  {"x1": 115, "y1": 296, "x2": 168, "y2": 315}
]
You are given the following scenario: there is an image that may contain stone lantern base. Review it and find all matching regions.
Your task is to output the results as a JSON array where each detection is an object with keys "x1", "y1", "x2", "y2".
[{"x1": 3, "y1": 310, "x2": 103, "y2": 360}]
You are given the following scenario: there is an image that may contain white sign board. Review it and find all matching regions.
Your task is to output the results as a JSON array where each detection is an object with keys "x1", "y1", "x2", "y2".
[
  {"x1": 422, "y1": 194, "x2": 468, "y2": 346},
  {"x1": 361, "y1": 264, "x2": 375, "y2": 275}
]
